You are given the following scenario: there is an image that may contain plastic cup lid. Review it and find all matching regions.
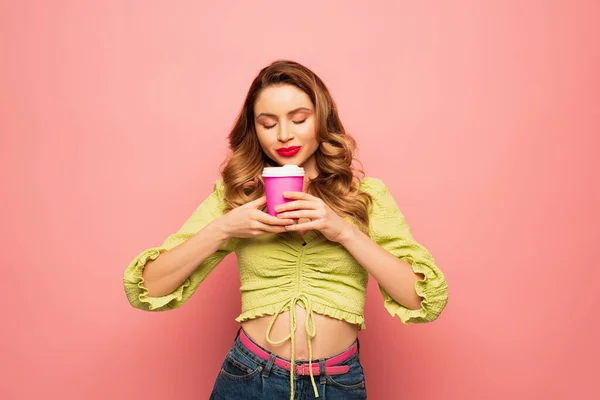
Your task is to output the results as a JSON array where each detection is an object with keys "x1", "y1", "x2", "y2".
[{"x1": 261, "y1": 164, "x2": 305, "y2": 177}]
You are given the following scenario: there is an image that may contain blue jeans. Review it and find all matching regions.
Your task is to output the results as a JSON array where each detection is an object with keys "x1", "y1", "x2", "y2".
[{"x1": 210, "y1": 328, "x2": 367, "y2": 399}]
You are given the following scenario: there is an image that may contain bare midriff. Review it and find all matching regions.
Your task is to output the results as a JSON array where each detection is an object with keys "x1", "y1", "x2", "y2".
[{"x1": 240, "y1": 304, "x2": 359, "y2": 361}]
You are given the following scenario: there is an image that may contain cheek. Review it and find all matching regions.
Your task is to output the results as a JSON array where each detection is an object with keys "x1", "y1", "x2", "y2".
[
  {"x1": 297, "y1": 121, "x2": 317, "y2": 140},
  {"x1": 255, "y1": 128, "x2": 272, "y2": 146}
]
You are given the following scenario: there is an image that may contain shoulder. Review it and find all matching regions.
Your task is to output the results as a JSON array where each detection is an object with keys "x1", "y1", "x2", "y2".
[
  {"x1": 210, "y1": 179, "x2": 228, "y2": 208},
  {"x1": 357, "y1": 176, "x2": 388, "y2": 194},
  {"x1": 198, "y1": 179, "x2": 225, "y2": 204},
  {"x1": 213, "y1": 179, "x2": 225, "y2": 193}
]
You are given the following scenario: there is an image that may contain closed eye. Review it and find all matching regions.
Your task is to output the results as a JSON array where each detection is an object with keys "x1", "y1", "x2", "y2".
[
  {"x1": 263, "y1": 124, "x2": 277, "y2": 129},
  {"x1": 293, "y1": 119, "x2": 306, "y2": 125}
]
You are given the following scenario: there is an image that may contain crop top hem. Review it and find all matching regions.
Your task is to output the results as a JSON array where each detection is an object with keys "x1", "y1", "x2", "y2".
[{"x1": 234, "y1": 299, "x2": 366, "y2": 330}]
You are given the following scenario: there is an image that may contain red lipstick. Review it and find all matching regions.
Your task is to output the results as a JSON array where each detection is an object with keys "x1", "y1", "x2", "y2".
[{"x1": 276, "y1": 146, "x2": 301, "y2": 157}]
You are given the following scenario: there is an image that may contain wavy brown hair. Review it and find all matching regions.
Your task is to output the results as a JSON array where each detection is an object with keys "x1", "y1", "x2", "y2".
[{"x1": 220, "y1": 60, "x2": 373, "y2": 234}]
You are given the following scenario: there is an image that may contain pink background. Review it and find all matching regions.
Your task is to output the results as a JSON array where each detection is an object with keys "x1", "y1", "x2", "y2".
[{"x1": 1, "y1": 1, "x2": 598, "y2": 399}]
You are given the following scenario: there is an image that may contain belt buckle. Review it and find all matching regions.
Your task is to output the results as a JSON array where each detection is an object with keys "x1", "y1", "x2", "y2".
[
  {"x1": 297, "y1": 363, "x2": 312, "y2": 376},
  {"x1": 300, "y1": 363, "x2": 320, "y2": 376},
  {"x1": 299, "y1": 363, "x2": 306, "y2": 375}
]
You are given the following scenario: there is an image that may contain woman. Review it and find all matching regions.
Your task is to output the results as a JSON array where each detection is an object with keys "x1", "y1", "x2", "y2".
[{"x1": 123, "y1": 60, "x2": 449, "y2": 399}]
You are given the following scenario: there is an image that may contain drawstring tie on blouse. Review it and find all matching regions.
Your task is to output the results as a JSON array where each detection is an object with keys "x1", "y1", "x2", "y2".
[{"x1": 265, "y1": 294, "x2": 319, "y2": 399}]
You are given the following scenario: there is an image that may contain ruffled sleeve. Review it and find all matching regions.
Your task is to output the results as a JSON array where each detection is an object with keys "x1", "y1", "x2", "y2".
[
  {"x1": 123, "y1": 179, "x2": 237, "y2": 312},
  {"x1": 360, "y1": 177, "x2": 449, "y2": 324}
]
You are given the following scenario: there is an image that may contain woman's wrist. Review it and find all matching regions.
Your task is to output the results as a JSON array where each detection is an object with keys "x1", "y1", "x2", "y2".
[
  {"x1": 336, "y1": 222, "x2": 359, "y2": 246},
  {"x1": 207, "y1": 216, "x2": 232, "y2": 243}
]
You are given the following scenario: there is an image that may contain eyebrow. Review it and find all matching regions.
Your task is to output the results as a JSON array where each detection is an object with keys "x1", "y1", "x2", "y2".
[{"x1": 256, "y1": 107, "x2": 313, "y2": 119}]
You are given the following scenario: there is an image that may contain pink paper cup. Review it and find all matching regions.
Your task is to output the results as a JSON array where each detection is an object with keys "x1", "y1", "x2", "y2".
[{"x1": 262, "y1": 165, "x2": 305, "y2": 216}]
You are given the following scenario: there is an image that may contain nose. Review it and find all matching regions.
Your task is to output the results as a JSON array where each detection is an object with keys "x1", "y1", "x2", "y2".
[{"x1": 277, "y1": 122, "x2": 294, "y2": 143}]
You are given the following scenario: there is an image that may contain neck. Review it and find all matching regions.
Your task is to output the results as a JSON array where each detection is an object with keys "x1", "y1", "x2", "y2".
[{"x1": 301, "y1": 155, "x2": 319, "y2": 181}]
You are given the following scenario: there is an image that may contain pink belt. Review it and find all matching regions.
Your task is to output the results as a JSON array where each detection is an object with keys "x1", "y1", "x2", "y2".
[{"x1": 239, "y1": 328, "x2": 356, "y2": 376}]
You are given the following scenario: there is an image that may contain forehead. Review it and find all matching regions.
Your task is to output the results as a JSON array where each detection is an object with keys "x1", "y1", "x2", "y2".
[{"x1": 254, "y1": 84, "x2": 313, "y2": 114}]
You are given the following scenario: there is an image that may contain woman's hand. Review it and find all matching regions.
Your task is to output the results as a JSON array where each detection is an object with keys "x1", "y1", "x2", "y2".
[
  {"x1": 217, "y1": 196, "x2": 295, "y2": 239},
  {"x1": 275, "y1": 191, "x2": 354, "y2": 243}
]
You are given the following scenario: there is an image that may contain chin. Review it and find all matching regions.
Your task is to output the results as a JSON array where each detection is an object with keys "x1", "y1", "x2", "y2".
[{"x1": 273, "y1": 154, "x2": 305, "y2": 166}]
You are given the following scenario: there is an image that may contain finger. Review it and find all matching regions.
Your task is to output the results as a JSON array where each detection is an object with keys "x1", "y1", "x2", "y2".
[
  {"x1": 285, "y1": 221, "x2": 319, "y2": 231},
  {"x1": 255, "y1": 212, "x2": 295, "y2": 226},
  {"x1": 275, "y1": 200, "x2": 316, "y2": 213},
  {"x1": 282, "y1": 191, "x2": 315, "y2": 200},
  {"x1": 255, "y1": 224, "x2": 291, "y2": 234},
  {"x1": 277, "y1": 210, "x2": 317, "y2": 219},
  {"x1": 245, "y1": 196, "x2": 267, "y2": 208}
]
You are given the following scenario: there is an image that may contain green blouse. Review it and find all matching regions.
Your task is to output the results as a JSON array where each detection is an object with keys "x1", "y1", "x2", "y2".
[{"x1": 123, "y1": 177, "x2": 449, "y2": 398}]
